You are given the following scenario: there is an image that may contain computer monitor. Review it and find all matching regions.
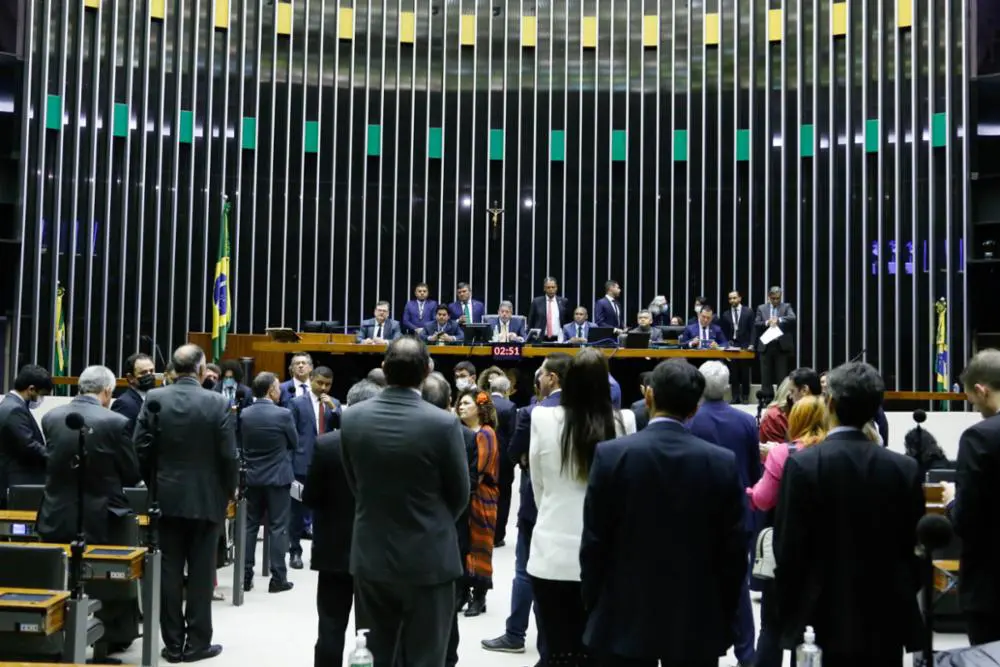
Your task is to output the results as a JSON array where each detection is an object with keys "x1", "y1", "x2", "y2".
[
  {"x1": 586, "y1": 326, "x2": 616, "y2": 345},
  {"x1": 659, "y1": 325, "x2": 686, "y2": 342},
  {"x1": 624, "y1": 332, "x2": 651, "y2": 349},
  {"x1": 462, "y1": 323, "x2": 493, "y2": 344}
]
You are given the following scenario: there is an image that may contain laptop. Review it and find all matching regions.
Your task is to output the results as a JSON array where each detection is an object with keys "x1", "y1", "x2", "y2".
[
  {"x1": 586, "y1": 326, "x2": 617, "y2": 345},
  {"x1": 624, "y1": 332, "x2": 652, "y2": 349}
]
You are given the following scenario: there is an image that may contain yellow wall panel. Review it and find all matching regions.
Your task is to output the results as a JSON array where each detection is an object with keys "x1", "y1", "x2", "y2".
[
  {"x1": 460, "y1": 14, "x2": 476, "y2": 46},
  {"x1": 642, "y1": 16, "x2": 658, "y2": 47},
  {"x1": 768, "y1": 8, "x2": 783, "y2": 42},
  {"x1": 521, "y1": 15, "x2": 537, "y2": 47},
  {"x1": 215, "y1": 0, "x2": 229, "y2": 29},
  {"x1": 832, "y1": 3, "x2": 847, "y2": 36},
  {"x1": 582, "y1": 16, "x2": 598, "y2": 48},
  {"x1": 339, "y1": 7, "x2": 354, "y2": 39},
  {"x1": 399, "y1": 11, "x2": 416, "y2": 43},
  {"x1": 897, "y1": 0, "x2": 913, "y2": 28},
  {"x1": 149, "y1": 0, "x2": 165, "y2": 20},
  {"x1": 276, "y1": 2, "x2": 293, "y2": 36},
  {"x1": 704, "y1": 12, "x2": 720, "y2": 46}
]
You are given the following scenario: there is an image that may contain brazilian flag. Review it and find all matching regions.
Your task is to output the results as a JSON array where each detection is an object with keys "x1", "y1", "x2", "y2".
[
  {"x1": 54, "y1": 284, "x2": 67, "y2": 395},
  {"x1": 935, "y1": 299, "x2": 949, "y2": 411},
  {"x1": 212, "y1": 201, "x2": 232, "y2": 362}
]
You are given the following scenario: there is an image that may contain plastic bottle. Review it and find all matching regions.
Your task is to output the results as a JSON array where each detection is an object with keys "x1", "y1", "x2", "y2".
[
  {"x1": 348, "y1": 629, "x2": 373, "y2": 667},
  {"x1": 795, "y1": 625, "x2": 822, "y2": 667}
]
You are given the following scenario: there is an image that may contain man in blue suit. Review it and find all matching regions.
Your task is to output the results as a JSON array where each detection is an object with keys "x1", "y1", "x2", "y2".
[
  {"x1": 593, "y1": 280, "x2": 624, "y2": 331},
  {"x1": 423, "y1": 306, "x2": 465, "y2": 343},
  {"x1": 562, "y1": 307, "x2": 594, "y2": 343},
  {"x1": 480, "y1": 354, "x2": 571, "y2": 660},
  {"x1": 448, "y1": 282, "x2": 486, "y2": 325},
  {"x1": 287, "y1": 366, "x2": 341, "y2": 570},
  {"x1": 491, "y1": 301, "x2": 526, "y2": 343},
  {"x1": 111, "y1": 352, "x2": 156, "y2": 436},
  {"x1": 401, "y1": 282, "x2": 438, "y2": 335},
  {"x1": 679, "y1": 305, "x2": 729, "y2": 349},
  {"x1": 581, "y1": 359, "x2": 748, "y2": 667},
  {"x1": 356, "y1": 301, "x2": 402, "y2": 344},
  {"x1": 241, "y1": 372, "x2": 297, "y2": 593},
  {"x1": 279, "y1": 353, "x2": 314, "y2": 407},
  {"x1": 689, "y1": 361, "x2": 762, "y2": 667}
]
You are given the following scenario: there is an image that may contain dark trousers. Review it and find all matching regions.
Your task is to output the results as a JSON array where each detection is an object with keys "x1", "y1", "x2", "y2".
[
  {"x1": 599, "y1": 657, "x2": 717, "y2": 667},
  {"x1": 354, "y1": 576, "x2": 455, "y2": 667},
  {"x1": 733, "y1": 554, "x2": 756, "y2": 664},
  {"x1": 531, "y1": 577, "x2": 587, "y2": 662},
  {"x1": 315, "y1": 571, "x2": 354, "y2": 667},
  {"x1": 754, "y1": 581, "x2": 782, "y2": 667},
  {"x1": 289, "y1": 473, "x2": 309, "y2": 556},
  {"x1": 160, "y1": 517, "x2": 219, "y2": 654},
  {"x1": 759, "y1": 344, "x2": 792, "y2": 397},
  {"x1": 244, "y1": 484, "x2": 291, "y2": 582},
  {"x1": 495, "y1": 459, "x2": 515, "y2": 544},
  {"x1": 506, "y1": 522, "x2": 548, "y2": 659},
  {"x1": 967, "y1": 609, "x2": 1000, "y2": 646},
  {"x1": 729, "y1": 358, "x2": 752, "y2": 401}
]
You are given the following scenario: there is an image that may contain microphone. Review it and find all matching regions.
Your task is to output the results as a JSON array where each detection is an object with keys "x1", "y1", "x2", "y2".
[
  {"x1": 64, "y1": 412, "x2": 87, "y2": 431},
  {"x1": 848, "y1": 348, "x2": 868, "y2": 364},
  {"x1": 913, "y1": 409, "x2": 927, "y2": 424},
  {"x1": 141, "y1": 335, "x2": 168, "y2": 370},
  {"x1": 146, "y1": 399, "x2": 161, "y2": 414},
  {"x1": 917, "y1": 513, "x2": 954, "y2": 664},
  {"x1": 917, "y1": 513, "x2": 953, "y2": 552}
]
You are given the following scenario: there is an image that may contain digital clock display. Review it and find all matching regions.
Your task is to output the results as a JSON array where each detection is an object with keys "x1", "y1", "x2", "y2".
[{"x1": 492, "y1": 344, "x2": 522, "y2": 359}]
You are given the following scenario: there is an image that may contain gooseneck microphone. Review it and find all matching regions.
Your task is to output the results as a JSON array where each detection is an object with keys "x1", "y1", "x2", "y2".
[
  {"x1": 146, "y1": 400, "x2": 162, "y2": 552},
  {"x1": 917, "y1": 513, "x2": 954, "y2": 665},
  {"x1": 65, "y1": 412, "x2": 88, "y2": 601},
  {"x1": 233, "y1": 389, "x2": 248, "y2": 500}
]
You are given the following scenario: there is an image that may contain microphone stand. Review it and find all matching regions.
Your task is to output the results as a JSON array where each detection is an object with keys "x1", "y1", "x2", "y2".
[
  {"x1": 62, "y1": 418, "x2": 91, "y2": 664},
  {"x1": 139, "y1": 403, "x2": 164, "y2": 667},
  {"x1": 147, "y1": 409, "x2": 162, "y2": 552},
  {"x1": 69, "y1": 426, "x2": 88, "y2": 601},
  {"x1": 231, "y1": 400, "x2": 249, "y2": 607}
]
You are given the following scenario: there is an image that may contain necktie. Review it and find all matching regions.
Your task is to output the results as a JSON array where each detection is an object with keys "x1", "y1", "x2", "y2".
[
  {"x1": 612, "y1": 300, "x2": 620, "y2": 326},
  {"x1": 577, "y1": 324, "x2": 582, "y2": 338},
  {"x1": 418, "y1": 301, "x2": 424, "y2": 319},
  {"x1": 770, "y1": 306, "x2": 776, "y2": 320},
  {"x1": 546, "y1": 300, "x2": 555, "y2": 337},
  {"x1": 376, "y1": 324, "x2": 383, "y2": 340},
  {"x1": 317, "y1": 399, "x2": 326, "y2": 434},
  {"x1": 734, "y1": 309, "x2": 740, "y2": 328},
  {"x1": 300, "y1": 383, "x2": 308, "y2": 397},
  {"x1": 464, "y1": 303, "x2": 472, "y2": 323},
  {"x1": 702, "y1": 327, "x2": 708, "y2": 341},
  {"x1": 502, "y1": 321, "x2": 508, "y2": 338}
]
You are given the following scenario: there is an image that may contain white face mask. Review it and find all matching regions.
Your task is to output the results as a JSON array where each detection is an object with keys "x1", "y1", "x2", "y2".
[
  {"x1": 455, "y1": 378, "x2": 472, "y2": 391},
  {"x1": 28, "y1": 396, "x2": 43, "y2": 410},
  {"x1": 693, "y1": 305, "x2": 702, "y2": 314}
]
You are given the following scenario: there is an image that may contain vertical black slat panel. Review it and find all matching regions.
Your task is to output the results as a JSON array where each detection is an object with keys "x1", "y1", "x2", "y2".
[
  {"x1": 279, "y1": 0, "x2": 295, "y2": 328},
  {"x1": 64, "y1": 0, "x2": 85, "y2": 373}
]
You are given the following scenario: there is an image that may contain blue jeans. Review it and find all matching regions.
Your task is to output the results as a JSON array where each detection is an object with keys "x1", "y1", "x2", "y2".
[{"x1": 505, "y1": 522, "x2": 548, "y2": 659}]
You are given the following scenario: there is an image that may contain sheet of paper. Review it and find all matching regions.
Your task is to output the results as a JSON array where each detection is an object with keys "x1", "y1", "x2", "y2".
[{"x1": 760, "y1": 326, "x2": 783, "y2": 346}]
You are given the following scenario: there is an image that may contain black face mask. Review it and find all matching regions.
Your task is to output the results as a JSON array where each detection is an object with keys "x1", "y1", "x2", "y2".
[
  {"x1": 137, "y1": 375, "x2": 156, "y2": 392},
  {"x1": 202, "y1": 378, "x2": 216, "y2": 390}
]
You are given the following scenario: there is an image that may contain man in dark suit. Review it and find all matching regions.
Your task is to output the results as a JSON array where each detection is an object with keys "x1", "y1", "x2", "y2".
[
  {"x1": 288, "y1": 366, "x2": 340, "y2": 570},
  {"x1": 625, "y1": 309, "x2": 664, "y2": 343},
  {"x1": 424, "y1": 305, "x2": 465, "y2": 343},
  {"x1": 401, "y1": 282, "x2": 438, "y2": 335},
  {"x1": 679, "y1": 305, "x2": 729, "y2": 348},
  {"x1": 340, "y1": 337, "x2": 470, "y2": 667},
  {"x1": 38, "y1": 365, "x2": 144, "y2": 657},
  {"x1": 527, "y1": 276, "x2": 572, "y2": 341},
  {"x1": 491, "y1": 300, "x2": 527, "y2": 342},
  {"x1": 111, "y1": 352, "x2": 157, "y2": 436},
  {"x1": 593, "y1": 280, "x2": 624, "y2": 331},
  {"x1": 134, "y1": 344, "x2": 238, "y2": 663},
  {"x1": 755, "y1": 286, "x2": 797, "y2": 398},
  {"x1": 278, "y1": 353, "x2": 314, "y2": 406},
  {"x1": 689, "y1": 361, "x2": 762, "y2": 667},
  {"x1": 581, "y1": 359, "x2": 748, "y2": 667},
  {"x1": 240, "y1": 372, "x2": 297, "y2": 593},
  {"x1": 488, "y1": 372, "x2": 517, "y2": 547},
  {"x1": 774, "y1": 362, "x2": 923, "y2": 667},
  {"x1": 950, "y1": 349, "x2": 1000, "y2": 645},
  {"x1": 721, "y1": 290, "x2": 755, "y2": 404},
  {"x1": 562, "y1": 307, "x2": 594, "y2": 344},
  {"x1": 356, "y1": 300, "x2": 403, "y2": 344},
  {"x1": 304, "y1": 379, "x2": 383, "y2": 667},
  {"x1": 448, "y1": 281, "x2": 486, "y2": 325},
  {"x1": 0, "y1": 364, "x2": 52, "y2": 505},
  {"x1": 630, "y1": 372, "x2": 650, "y2": 431},
  {"x1": 481, "y1": 354, "x2": 569, "y2": 659},
  {"x1": 216, "y1": 359, "x2": 254, "y2": 410}
]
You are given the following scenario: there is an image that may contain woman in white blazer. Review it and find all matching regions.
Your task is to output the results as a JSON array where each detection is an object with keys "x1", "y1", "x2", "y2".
[{"x1": 527, "y1": 348, "x2": 636, "y2": 666}]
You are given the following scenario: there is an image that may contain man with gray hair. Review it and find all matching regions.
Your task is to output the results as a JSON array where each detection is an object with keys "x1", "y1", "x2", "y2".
[
  {"x1": 493, "y1": 300, "x2": 526, "y2": 343},
  {"x1": 755, "y1": 286, "x2": 797, "y2": 398},
  {"x1": 37, "y1": 365, "x2": 143, "y2": 657},
  {"x1": 688, "y1": 360, "x2": 761, "y2": 667},
  {"x1": 304, "y1": 379, "x2": 383, "y2": 667}
]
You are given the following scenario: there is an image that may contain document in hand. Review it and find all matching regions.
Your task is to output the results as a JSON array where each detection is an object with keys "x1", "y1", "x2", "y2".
[{"x1": 760, "y1": 326, "x2": 783, "y2": 346}]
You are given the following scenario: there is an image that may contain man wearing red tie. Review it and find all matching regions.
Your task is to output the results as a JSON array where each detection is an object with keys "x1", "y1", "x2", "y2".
[
  {"x1": 288, "y1": 367, "x2": 341, "y2": 569},
  {"x1": 527, "y1": 277, "x2": 571, "y2": 342}
]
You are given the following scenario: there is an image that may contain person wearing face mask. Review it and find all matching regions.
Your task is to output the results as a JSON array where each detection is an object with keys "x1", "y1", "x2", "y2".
[
  {"x1": 111, "y1": 352, "x2": 157, "y2": 436},
  {"x1": 454, "y1": 361, "x2": 478, "y2": 393},
  {"x1": 0, "y1": 363, "x2": 53, "y2": 506},
  {"x1": 37, "y1": 365, "x2": 143, "y2": 659},
  {"x1": 202, "y1": 363, "x2": 222, "y2": 390},
  {"x1": 215, "y1": 360, "x2": 254, "y2": 410},
  {"x1": 686, "y1": 295, "x2": 720, "y2": 326}
]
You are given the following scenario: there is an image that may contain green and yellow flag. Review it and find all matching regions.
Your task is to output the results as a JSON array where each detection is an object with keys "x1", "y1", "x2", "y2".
[
  {"x1": 211, "y1": 201, "x2": 232, "y2": 362},
  {"x1": 54, "y1": 284, "x2": 67, "y2": 377},
  {"x1": 935, "y1": 298, "x2": 949, "y2": 411}
]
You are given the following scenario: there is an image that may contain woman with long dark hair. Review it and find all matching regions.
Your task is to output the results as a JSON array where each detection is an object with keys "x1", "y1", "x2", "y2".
[{"x1": 527, "y1": 348, "x2": 636, "y2": 665}]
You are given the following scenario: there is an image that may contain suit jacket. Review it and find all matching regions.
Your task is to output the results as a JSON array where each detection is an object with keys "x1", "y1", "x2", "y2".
[
  {"x1": 490, "y1": 317, "x2": 527, "y2": 340},
  {"x1": 581, "y1": 420, "x2": 748, "y2": 661},
  {"x1": 626, "y1": 325, "x2": 663, "y2": 343},
  {"x1": 630, "y1": 399, "x2": 649, "y2": 431},
  {"x1": 0, "y1": 392, "x2": 48, "y2": 498},
  {"x1": 279, "y1": 378, "x2": 311, "y2": 408},
  {"x1": 874, "y1": 406, "x2": 889, "y2": 447},
  {"x1": 303, "y1": 430, "x2": 355, "y2": 573},
  {"x1": 719, "y1": 305, "x2": 755, "y2": 348},
  {"x1": 215, "y1": 382, "x2": 254, "y2": 410},
  {"x1": 421, "y1": 320, "x2": 464, "y2": 343},
  {"x1": 562, "y1": 321, "x2": 594, "y2": 341},
  {"x1": 755, "y1": 302, "x2": 797, "y2": 352},
  {"x1": 134, "y1": 377, "x2": 238, "y2": 523},
  {"x1": 355, "y1": 318, "x2": 403, "y2": 344},
  {"x1": 952, "y1": 413, "x2": 1000, "y2": 613},
  {"x1": 509, "y1": 391, "x2": 563, "y2": 526},
  {"x1": 447, "y1": 299, "x2": 486, "y2": 324},
  {"x1": 593, "y1": 296, "x2": 623, "y2": 329},
  {"x1": 527, "y1": 295, "x2": 572, "y2": 333},
  {"x1": 110, "y1": 387, "x2": 145, "y2": 437},
  {"x1": 289, "y1": 393, "x2": 341, "y2": 476},
  {"x1": 401, "y1": 299, "x2": 438, "y2": 334},
  {"x1": 679, "y1": 322, "x2": 729, "y2": 347},
  {"x1": 36, "y1": 395, "x2": 142, "y2": 544},
  {"x1": 491, "y1": 394, "x2": 517, "y2": 469},
  {"x1": 609, "y1": 374, "x2": 622, "y2": 410},
  {"x1": 773, "y1": 430, "x2": 924, "y2": 653},
  {"x1": 240, "y1": 399, "x2": 296, "y2": 487},
  {"x1": 340, "y1": 387, "x2": 470, "y2": 585}
]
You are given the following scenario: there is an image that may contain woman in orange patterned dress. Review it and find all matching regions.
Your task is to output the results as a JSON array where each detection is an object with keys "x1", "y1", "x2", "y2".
[{"x1": 455, "y1": 388, "x2": 499, "y2": 617}]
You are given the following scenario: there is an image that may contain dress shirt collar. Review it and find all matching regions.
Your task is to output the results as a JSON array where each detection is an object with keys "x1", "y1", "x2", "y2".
[
  {"x1": 828, "y1": 425, "x2": 862, "y2": 437},
  {"x1": 7, "y1": 391, "x2": 25, "y2": 404},
  {"x1": 648, "y1": 416, "x2": 685, "y2": 427}
]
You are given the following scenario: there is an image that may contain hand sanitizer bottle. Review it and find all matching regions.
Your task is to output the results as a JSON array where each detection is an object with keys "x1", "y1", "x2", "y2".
[
  {"x1": 348, "y1": 629, "x2": 373, "y2": 667},
  {"x1": 795, "y1": 625, "x2": 822, "y2": 667}
]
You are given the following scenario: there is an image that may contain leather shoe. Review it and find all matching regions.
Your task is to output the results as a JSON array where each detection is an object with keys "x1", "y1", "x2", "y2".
[
  {"x1": 183, "y1": 645, "x2": 223, "y2": 662},
  {"x1": 289, "y1": 554, "x2": 304, "y2": 569},
  {"x1": 161, "y1": 647, "x2": 184, "y2": 663},
  {"x1": 243, "y1": 578, "x2": 254, "y2": 592},
  {"x1": 495, "y1": 539, "x2": 506, "y2": 548},
  {"x1": 269, "y1": 579, "x2": 294, "y2": 593}
]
